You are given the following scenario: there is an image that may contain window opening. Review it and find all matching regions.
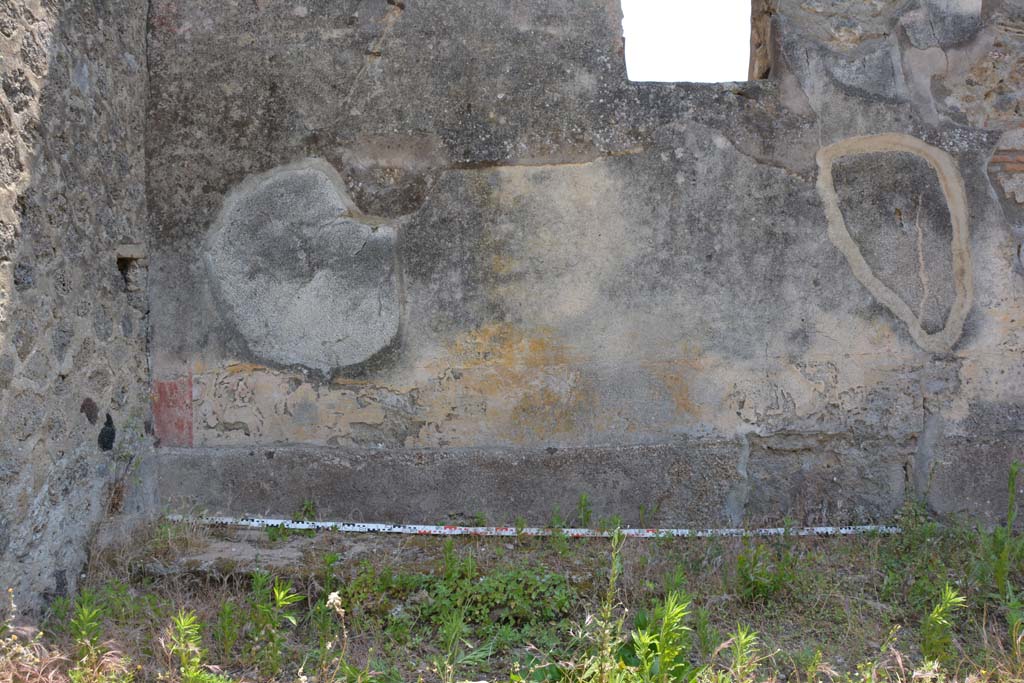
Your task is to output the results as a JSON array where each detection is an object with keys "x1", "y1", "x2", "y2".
[{"x1": 621, "y1": 0, "x2": 763, "y2": 83}]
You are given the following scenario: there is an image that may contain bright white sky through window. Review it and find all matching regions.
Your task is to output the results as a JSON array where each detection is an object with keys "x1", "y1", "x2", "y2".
[{"x1": 621, "y1": 0, "x2": 751, "y2": 83}]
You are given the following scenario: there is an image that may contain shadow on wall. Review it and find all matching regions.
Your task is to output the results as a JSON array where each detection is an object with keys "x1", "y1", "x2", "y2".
[{"x1": 0, "y1": 0, "x2": 152, "y2": 614}]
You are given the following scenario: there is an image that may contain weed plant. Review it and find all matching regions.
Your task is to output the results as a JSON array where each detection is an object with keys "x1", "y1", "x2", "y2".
[
  {"x1": 166, "y1": 609, "x2": 231, "y2": 683},
  {"x1": 920, "y1": 584, "x2": 966, "y2": 664}
]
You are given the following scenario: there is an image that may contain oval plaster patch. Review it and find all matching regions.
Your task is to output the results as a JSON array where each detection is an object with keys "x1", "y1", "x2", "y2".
[
  {"x1": 816, "y1": 133, "x2": 973, "y2": 353},
  {"x1": 206, "y1": 159, "x2": 400, "y2": 373}
]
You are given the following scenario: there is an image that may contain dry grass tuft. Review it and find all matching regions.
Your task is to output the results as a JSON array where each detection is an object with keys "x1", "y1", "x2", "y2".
[{"x1": 0, "y1": 589, "x2": 66, "y2": 683}]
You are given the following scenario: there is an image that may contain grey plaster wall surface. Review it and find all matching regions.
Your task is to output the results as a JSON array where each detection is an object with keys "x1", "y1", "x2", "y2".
[
  {"x1": 0, "y1": 0, "x2": 153, "y2": 613},
  {"x1": 147, "y1": 0, "x2": 1024, "y2": 534}
]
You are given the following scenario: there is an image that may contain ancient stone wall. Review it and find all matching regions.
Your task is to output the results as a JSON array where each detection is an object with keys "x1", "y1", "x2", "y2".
[
  {"x1": 2, "y1": 0, "x2": 1024, "y2": 611},
  {"x1": 0, "y1": 0, "x2": 151, "y2": 612},
  {"x1": 148, "y1": 0, "x2": 1024, "y2": 529}
]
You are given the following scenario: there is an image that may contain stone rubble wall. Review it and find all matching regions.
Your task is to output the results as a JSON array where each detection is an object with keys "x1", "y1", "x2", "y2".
[{"x1": 0, "y1": 0, "x2": 151, "y2": 613}]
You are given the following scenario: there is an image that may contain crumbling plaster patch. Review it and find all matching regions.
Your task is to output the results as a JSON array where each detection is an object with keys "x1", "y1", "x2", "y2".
[
  {"x1": 205, "y1": 159, "x2": 401, "y2": 374},
  {"x1": 816, "y1": 133, "x2": 973, "y2": 353}
]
